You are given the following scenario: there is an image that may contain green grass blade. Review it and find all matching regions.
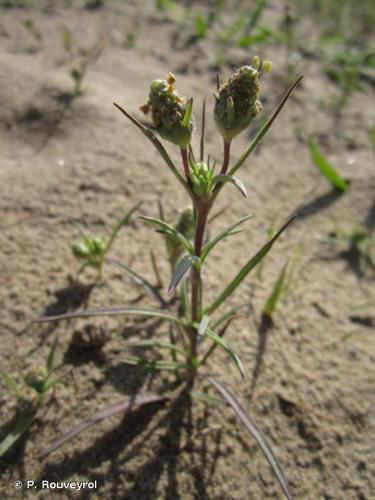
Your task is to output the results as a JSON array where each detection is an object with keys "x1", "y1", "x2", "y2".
[
  {"x1": 371, "y1": 127, "x2": 375, "y2": 149},
  {"x1": 168, "y1": 255, "x2": 200, "y2": 296},
  {"x1": 212, "y1": 303, "x2": 250, "y2": 330},
  {"x1": 44, "y1": 371, "x2": 69, "y2": 392},
  {"x1": 105, "y1": 202, "x2": 141, "y2": 252},
  {"x1": 140, "y1": 215, "x2": 194, "y2": 254},
  {"x1": 46, "y1": 336, "x2": 58, "y2": 374},
  {"x1": 263, "y1": 262, "x2": 288, "y2": 317},
  {"x1": 206, "y1": 216, "x2": 296, "y2": 315},
  {"x1": 243, "y1": 0, "x2": 268, "y2": 36},
  {"x1": 204, "y1": 329, "x2": 244, "y2": 378},
  {"x1": 125, "y1": 339, "x2": 188, "y2": 357},
  {"x1": 308, "y1": 138, "x2": 348, "y2": 192},
  {"x1": 200, "y1": 99, "x2": 206, "y2": 162},
  {"x1": 41, "y1": 393, "x2": 168, "y2": 456},
  {"x1": 113, "y1": 103, "x2": 191, "y2": 197},
  {"x1": 201, "y1": 215, "x2": 252, "y2": 262},
  {"x1": 0, "y1": 370, "x2": 22, "y2": 394},
  {"x1": 190, "y1": 390, "x2": 225, "y2": 406},
  {"x1": 208, "y1": 377, "x2": 292, "y2": 500},
  {"x1": 212, "y1": 174, "x2": 247, "y2": 197},
  {"x1": 34, "y1": 306, "x2": 183, "y2": 325},
  {"x1": 0, "y1": 410, "x2": 36, "y2": 458},
  {"x1": 121, "y1": 356, "x2": 186, "y2": 371},
  {"x1": 229, "y1": 77, "x2": 303, "y2": 177},
  {"x1": 109, "y1": 259, "x2": 167, "y2": 308}
]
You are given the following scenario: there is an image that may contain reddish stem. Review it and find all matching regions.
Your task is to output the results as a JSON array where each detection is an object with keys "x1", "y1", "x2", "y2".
[{"x1": 220, "y1": 140, "x2": 231, "y2": 174}]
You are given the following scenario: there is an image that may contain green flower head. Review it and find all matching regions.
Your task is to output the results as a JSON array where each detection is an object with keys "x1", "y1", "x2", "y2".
[
  {"x1": 141, "y1": 73, "x2": 194, "y2": 147},
  {"x1": 214, "y1": 58, "x2": 271, "y2": 142}
]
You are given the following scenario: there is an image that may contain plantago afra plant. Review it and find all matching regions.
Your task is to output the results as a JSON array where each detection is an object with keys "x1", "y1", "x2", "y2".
[
  {"x1": 36, "y1": 57, "x2": 302, "y2": 499},
  {"x1": 71, "y1": 204, "x2": 140, "y2": 279},
  {"x1": 0, "y1": 338, "x2": 68, "y2": 457}
]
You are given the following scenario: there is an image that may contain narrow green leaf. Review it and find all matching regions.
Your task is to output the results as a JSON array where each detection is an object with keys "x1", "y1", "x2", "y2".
[
  {"x1": 212, "y1": 303, "x2": 250, "y2": 330},
  {"x1": 34, "y1": 306, "x2": 183, "y2": 325},
  {"x1": 263, "y1": 262, "x2": 288, "y2": 317},
  {"x1": 243, "y1": 0, "x2": 268, "y2": 35},
  {"x1": 182, "y1": 98, "x2": 193, "y2": 128},
  {"x1": 0, "y1": 410, "x2": 36, "y2": 458},
  {"x1": 121, "y1": 356, "x2": 186, "y2": 371},
  {"x1": 113, "y1": 103, "x2": 192, "y2": 197},
  {"x1": 195, "y1": 13, "x2": 207, "y2": 37},
  {"x1": 0, "y1": 370, "x2": 21, "y2": 394},
  {"x1": 212, "y1": 174, "x2": 247, "y2": 197},
  {"x1": 201, "y1": 215, "x2": 253, "y2": 262},
  {"x1": 109, "y1": 259, "x2": 167, "y2": 308},
  {"x1": 125, "y1": 339, "x2": 188, "y2": 357},
  {"x1": 105, "y1": 202, "x2": 142, "y2": 252},
  {"x1": 308, "y1": 138, "x2": 348, "y2": 192},
  {"x1": 197, "y1": 315, "x2": 210, "y2": 339},
  {"x1": 44, "y1": 371, "x2": 69, "y2": 392},
  {"x1": 46, "y1": 336, "x2": 58, "y2": 374},
  {"x1": 200, "y1": 99, "x2": 206, "y2": 162},
  {"x1": 41, "y1": 393, "x2": 168, "y2": 456},
  {"x1": 371, "y1": 127, "x2": 375, "y2": 149},
  {"x1": 208, "y1": 376, "x2": 292, "y2": 500},
  {"x1": 229, "y1": 77, "x2": 303, "y2": 177},
  {"x1": 140, "y1": 216, "x2": 194, "y2": 254},
  {"x1": 206, "y1": 216, "x2": 296, "y2": 315},
  {"x1": 204, "y1": 329, "x2": 244, "y2": 378},
  {"x1": 168, "y1": 255, "x2": 200, "y2": 296},
  {"x1": 190, "y1": 390, "x2": 225, "y2": 406}
]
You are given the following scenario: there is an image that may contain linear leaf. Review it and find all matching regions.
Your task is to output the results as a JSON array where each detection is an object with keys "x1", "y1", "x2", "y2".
[
  {"x1": 46, "y1": 336, "x2": 59, "y2": 374},
  {"x1": 308, "y1": 138, "x2": 348, "y2": 192},
  {"x1": 168, "y1": 255, "x2": 200, "y2": 295},
  {"x1": 105, "y1": 202, "x2": 142, "y2": 252},
  {"x1": 125, "y1": 339, "x2": 188, "y2": 357},
  {"x1": 34, "y1": 306, "x2": 183, "y2": 325},
  {"x1": 0, "y1": 410, "x2": 36, "y2": 457},
  {"x1": 212, "y1": 303, "x2": 250, "y2": 330},
  {"x1": 204, "y1": 329, "x2": 244, "y2": 378},
  {"x1": 140, "y1": 215, "x2": 194, "y2": 254},
  {"x1": 263, "y1": 261, "x2": 289, "y2": 317},
  {"x1": 0, "y1": 370, "x2": 22, "y2": 394},
  {"x1": 41, "y1": 393, "x2": 168, "y2": 456},
  {"x1": 44, "y1": 371, "x2": 69, "y2": 392},
  {"x1": 206, "y1": 216, "x2": 296, "y2": 315},
  {"x1": 113, "y1": 103, "x2": 191, "y2": 197},
  {"x1": 208, "y1": 376, "x2": 292, "y2": 500},
  {"x1": 121, "y1": 356, "x2": 186, "y2": 371},
  {"x1": 201, "y1": 215, "x2": 253, "y2": 261},
  {"x1": 182, "y1": 98, "x2": 193, "y2": 128},
  {"x1": 190, "y1": 390, "x2": 225, "y2": 406},
  {"x1": 212, "y1": 174, "x2": 247, "y2": 197},
  {"x1": 229, "y1": 77, "x2": 303, "y2": 177},
  {"x1": 109, "y1": 259, "x2": 167, "y2": 307},
  {"x1": 198, "y1": 315, "x2": 210, "y2": 339}
]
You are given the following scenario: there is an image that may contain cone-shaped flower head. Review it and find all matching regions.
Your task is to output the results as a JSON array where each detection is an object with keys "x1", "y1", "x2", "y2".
[
  {"x1": 141, "y1": 73, "x2": 193, "y2": 147},
  {"x1": 214, "y1": 59, "x2": 270, "y2": 142},
  {"x1": 190, "y1": 161, "x2": 214, "y2": 199}
]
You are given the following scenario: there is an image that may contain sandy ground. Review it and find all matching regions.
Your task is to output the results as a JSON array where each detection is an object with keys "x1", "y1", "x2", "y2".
[{"x1": 0, "y1": 1, "x2": 374, "y2": 499}]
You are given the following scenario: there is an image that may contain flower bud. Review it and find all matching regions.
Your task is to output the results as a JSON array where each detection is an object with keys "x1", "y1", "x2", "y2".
[
  {"x1": 140, "y1": 73, "x2": 193, "y2": 147},
  {"x1": 72, "y1": 242, "x2": 90, "y2": 258},
  {"x1": 214, "y1": 60, "x2": 267, "y2": 141},
  {"x1": 190, "y1": 161, "x2": 214, "y2": 199}
]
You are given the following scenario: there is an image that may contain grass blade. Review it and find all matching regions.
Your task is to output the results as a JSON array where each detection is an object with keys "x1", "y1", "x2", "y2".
[
  {"x1": 204, "y1": 329, "x2": 244, "y2": 378},
  {"x1": 263, "y1": 261, "x2": 288, "y2": 317},
  {"x1": 211, "y1": 303, "x2": 250, "y2": 330},
  {"x1": 41, "y1": 393, "x2": 168, "y2": 456},
  {"x1": 0, "y1": 370, "x2": 22, "y2": 394},
  {"x1": 182, "y1": 98, "x2": 193, "y2": 128},
  {"x1": 0, "y1": 410, "x2": 36, "y2": 458},
  {"x1": 308, "y1": 138, "x2": 348, "y2": 192},
  {"x1": 212, "y1": 174, "x2": 247, "y2": 197},
  {"x1": 105, "y1": 202, "x2": 142, "y2": 252},
  {"x1": 205, "y1": 216, "x2": 296, "y2": 315},
  {"x1": 190, "y1": 390, "x2": 225, "y2": 406},
  {"x1": 208, "y1": 376, "x2": 292, "y2": 500},
  {"x1": 200, "y1": 99, "x2": 206, "y2": 162},
  {"x1": 201, "y1": 215, "x2": 252, "y2": 262},
  {"x1": 34, "y1": 306, "x2": 183, "y2": 325},
  {"x1": 121, "y1": 356, "x2": 186, "y2": 371},
  {"x1": 168, "y1": 255, "x2": 200, "y2": 295},
  {"x1": 125, "y1": 339, "x2": 188, "y2": 358},
  {"x1": 109, "y1": 259, "x2": 167, "y2": 308},
  {"x1": 113, "y1": 103, "x2": 191, "y2": 197},
  {"x1": 229, "y1": 77, "x2": 303, "y2": 177}
]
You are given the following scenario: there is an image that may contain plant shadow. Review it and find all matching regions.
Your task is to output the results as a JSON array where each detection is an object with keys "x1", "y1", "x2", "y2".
[
  {"x1": 249, "y1": 313, "x2": 273, "y2": 401},
  {"x1": 296, "y1": 187, "x2": 343, "y2": 220}
]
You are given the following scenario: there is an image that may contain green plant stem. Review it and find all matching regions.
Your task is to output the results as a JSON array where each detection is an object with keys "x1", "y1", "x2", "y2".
[
  {"x1": 220, "y1": 140, "x2": 231, "y2": 174},
  {"x1": 180, "y1": 148, "x2": 191, "y2": 181}
]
